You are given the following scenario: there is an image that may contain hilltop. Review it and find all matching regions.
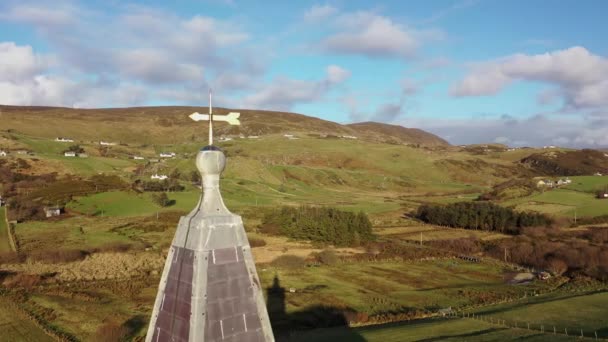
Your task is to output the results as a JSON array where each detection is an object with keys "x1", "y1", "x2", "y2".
[{"x1": 0, "y1": 105, "x2": 448, "y2": 147}]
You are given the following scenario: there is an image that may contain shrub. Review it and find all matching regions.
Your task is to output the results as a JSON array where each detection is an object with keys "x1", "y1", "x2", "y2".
[
  {"x1": 317, "y1": 249, "x2": 339, "y2": 265},
  {"x1": 2, "y1": 273, "x2": 42, "y2": 289},
  {"x1": 271, "y1": 255, "x2": 306, "y2": 269},
  {"x1": 249, "y1": 237, "x2": 267, "y2": 248},
  {"x1": 0, "y1": 251, "x2": 25, "y2": 264}
]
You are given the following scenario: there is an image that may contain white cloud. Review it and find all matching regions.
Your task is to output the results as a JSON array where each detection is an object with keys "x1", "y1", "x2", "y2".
[
  {"x1": 408, "y1": 114, "x2": 608, "y2": 148},
  {"x1": 326, "y1": 65, "x2": 351, "y2": 84},
  {"x1": 0, "y1": 42, "x2": 48, "y2": 82},
  {"x1": 322, "y1": 11, "x2": 437, "y2": 58},
  {"x1": 451, "y1": 46, "x2": 608, "y2": 110},
  {"x1": 240, "y1": 65, "x2": 349, "y2": 110},
  {"x1": 304, "y1": 4, "x2": 337, "y2": 22}
]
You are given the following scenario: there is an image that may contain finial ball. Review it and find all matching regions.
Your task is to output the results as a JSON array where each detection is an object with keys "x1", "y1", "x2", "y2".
[{"x1": 196, "y1": 146, "x2": 226, "y2": 176}]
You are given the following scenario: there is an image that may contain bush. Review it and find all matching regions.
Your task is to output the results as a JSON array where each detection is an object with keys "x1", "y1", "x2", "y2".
[
  {"x1": 270, "y1": 255, "x2": 306, "y2": 269},
  {"x1": 151, "y1": 192, "x2": 171, "y2": 207},
  {"x1": 2, "y1": 273, "x2": 42, "y2": 289},
  {"x1": 0, "y1": 251, "x2": 25, "y2": 264},
  {"x1": 249, "y1": 237, "x2": 267, "y2": 248},
  {"x1": 317, "y1": 249, "x2": 339, "y2": 265}
]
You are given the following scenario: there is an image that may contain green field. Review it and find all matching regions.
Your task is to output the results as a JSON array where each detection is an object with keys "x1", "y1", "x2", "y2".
[
  {"x1": 0, "y1": 207, "x2": 12, "y2": 252},
  {"x1": 564, "y1": 176, "x2": 608, "y2": 193},
  {"x1": 0, "y1": 299, "x2": 53, "y2": 342},
  {"x1": 259, "y1": 259, "x2": 545, "y2": 318},
  {"x1": 471, "y1": 291, "x2": 608, "y2": 337},
  {"x1": 507, "y1": 188, "x2": 608, "y2": 217},
  {"x1": 288, "y1": 317, "x2": 574, "y2": 342}
]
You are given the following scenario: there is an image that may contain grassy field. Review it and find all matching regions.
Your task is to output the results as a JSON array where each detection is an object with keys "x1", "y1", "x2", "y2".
[
  {"x1": 506, "y1": 188, "x2": 608, "y2": 217},
  {"x1": 259, "y1": 259, "x2": 544, "y2": 317},
  {"x1": 0, "y1": 298, "x2": 53, "y2": 342},
  {"x1": 0, "y1": 207, "x2": 12, "y2": 252},
  {"x1": 287, "y1": 317, "x2": 574, "y2": 342},
  {"x1": 471, "y1": 291, "x2": 608, "y2": 337},
  {"x1": 564, "y1": 176, "x2": 608, "y2": 193}
]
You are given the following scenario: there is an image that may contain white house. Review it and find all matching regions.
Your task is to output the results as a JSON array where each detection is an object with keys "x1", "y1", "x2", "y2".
[
  {"x1": 133, "y1": 156, "x2": 145, "y2": 160},
  {"x1": 341, "y1": 135, "x2": 358, "y2": 139},
  {"x1": 100, "y1": 141, "x2": 116, "y2": 146},
  {"x1": 219, "y1": 136, "x2": 233, "y2": 142},
  {"x1": 55, "y1": 137, "x2": 74, "y2": 142},
  {"x1": 64, "y1": 151, "x2": 77, "y2": 157},
  {"x1": 78, "y1": 153, "x2": 88, "y2": 158},
  {"x1": 0, "y1": 151, "x2": 7, "y2": 157},
  {"x1": 284, "y1": 134, "x2": 294, "y2": 138},
  {"x1": 151, "y1": 174, "x2": 168, "y2": 180},
  {"x1": 44, "y1": 206, "x2": 63, "y2": 218},
  {"x1": 159, "y1": 152, "x2": 176, "y2": 158},
  {"x1": 595, "y1": 172, "x2": 604, "y2": 176},
  {"x1": 0, "y1": 196, "x2": 5, "y2": 207}
]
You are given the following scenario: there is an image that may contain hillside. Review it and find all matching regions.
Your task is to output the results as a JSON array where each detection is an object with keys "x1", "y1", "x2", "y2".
[
  {"x1": 0, "y1": 105, "x2": 448, "y2": 147},
  {"x1": 520, "y1": 149, "x2": 608, "y2": 176},
  {"x1": 347, "y1": 122, "x2": 449, "y2": 146}
]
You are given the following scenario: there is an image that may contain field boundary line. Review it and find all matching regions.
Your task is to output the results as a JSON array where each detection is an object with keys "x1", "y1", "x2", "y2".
[{"x1": 3, "y1": 206, "x2": 17, "y2": 252}]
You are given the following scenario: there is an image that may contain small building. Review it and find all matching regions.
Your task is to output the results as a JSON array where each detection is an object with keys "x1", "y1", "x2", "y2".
[
  {"x1": 595, "y1": 172, "x2": 604, "y2": 176},
  {"x1": 44, "y1": 206, "x2": 63, "y2": 218},
  {"x1": 218, "y1": 136, "x2": 233, "y2": 142},
  {"x1": 0, "y1": 196, "x2": 5, "y2": 207},
  {"x1": 341, "y1": 135, "x2": 358, "y2": 139},
  {"x1": 15, "y1": 150, "x2": 28, "y2": 155},
  {"x1": 151, "y1": 174, "x2": 168, "y2": 180},
  {"x1": 159, "y1": 152, "x2": 176, "y2": 158},
  {"x1": 537, "y1": 179, "x2": 555, "y2": 188},
  {"x1": 55, "y1": 137, "x2": 74, "y2": 142},
  {"x1": 78, "y1": 153, "x2": 88, "y2": 158},
  {"x1": 149, "y1": 158, "x2": 160, "y2": 163},
  {"x1": 64, "y1": 151, "x2": 77, "y2": 157},
  {"x1": 0, "y1": 150, "x2": 7, "y2": 157},
  {"x1": 133, "y1": 156, "x2": 145, "y2": 160},
  {"x1": 100, "y1": 141, "x2": 116, "y2": 146}
]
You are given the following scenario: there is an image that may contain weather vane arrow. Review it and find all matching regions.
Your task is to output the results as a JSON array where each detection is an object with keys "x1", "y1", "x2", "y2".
[{"x1": 189, "y1": 89, "x2": 240, "y2": 145}]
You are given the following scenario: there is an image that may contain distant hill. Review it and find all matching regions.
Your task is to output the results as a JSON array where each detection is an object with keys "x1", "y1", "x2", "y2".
[
  {"x1": 0, "y1": 105, "x2": 448, "y2": 147},
  {"x1": 346, "y1": 122, "x2": 449, "y2": 147},
  {"x1": 520, "y1": 149, "x2": 608, "y2": 176}
]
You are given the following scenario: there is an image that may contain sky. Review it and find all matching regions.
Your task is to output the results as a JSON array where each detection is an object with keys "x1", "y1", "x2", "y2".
[{"x1": 0, "y1": 0, "x2": 607, "y2": 147}]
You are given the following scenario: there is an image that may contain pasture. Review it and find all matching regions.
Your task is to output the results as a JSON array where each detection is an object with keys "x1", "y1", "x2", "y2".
[
  {"x1": 0, "y1": 207, "x2": 12, "y2": 252},
  {"x1": 564, "y1": 175, "x2": 608, "y2": 193},
  {"x1": 507, "y1": 188, "x2": 608, "y2": 218},
  {"x1": 0, "y1": 298, "x2": 53, "y2": 342}
]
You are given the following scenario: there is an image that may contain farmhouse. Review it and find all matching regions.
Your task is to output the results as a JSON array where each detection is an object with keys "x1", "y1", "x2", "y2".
[
  {"x1": 159, "y1": 152, "x2": 176, "y2": 158},
  {"x1": 341, "y1": 135, "x2": 358, "y2": 139},
  {"x1": 100, "y1": 141, "x2": 116, "y2": 146},
  {"x1": 55, "y1": 137, "x2": 74, "y2": 142},
  {"x1": 537, "y1": 179, "x2": 555, "y2": 188},
  {"x1": 78, "y1": 153, "x2": 88, "y2": 158},
  {"x1": 133, "y1": 156, "x2": 145, "y2": 160},
  {"x1": 556, "y1": 178, "x2": 572, "y2": 186},
  {"x1": 0, "y1": 150, "x2": 7, "y2": 157},
  {"x1": 44, "y1": 206, "x2": 63, "y2": 218},
  {"x1": 0, "y1": 196, "x2": 5, "y2": 207},
  {"x1": 151, "y1": 174, "x2": 168, "y2": 180},
  {"x1": 64, "y1": 151, "x2": 77, "y2": 157}
]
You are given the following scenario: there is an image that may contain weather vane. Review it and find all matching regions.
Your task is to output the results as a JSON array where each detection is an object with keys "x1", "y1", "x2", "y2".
[{"x1": 189, "y1": 89, "x2": 241, "y2": 145}]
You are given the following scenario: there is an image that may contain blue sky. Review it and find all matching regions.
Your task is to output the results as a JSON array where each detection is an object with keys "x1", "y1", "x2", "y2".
[{"x1": 0, "y1": 0, "x2": 607, "y2": 147}]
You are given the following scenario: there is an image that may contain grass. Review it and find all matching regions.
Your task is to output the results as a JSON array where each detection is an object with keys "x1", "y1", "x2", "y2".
[
  {"x1": 564, "y1": 175, "x2": 608, "y2": 193},
  {"x1": 288, "y1": 317, "x2": 574, "y2": 342},
  {"x1": 506, "y1": 188, "x2": 608, "y2": 218},
  {"x1": 0, "y1": 298, "x2": 53, "y2": 342},
  {"x1": 259, "y1": 259, "x2": 541, "y2": 317},
  {"x1": 471, "y1": 291, "x2": 608, "y2": 337},
  {"x1": 0, "y1": 207, "x2": 12, "y2": 252}
]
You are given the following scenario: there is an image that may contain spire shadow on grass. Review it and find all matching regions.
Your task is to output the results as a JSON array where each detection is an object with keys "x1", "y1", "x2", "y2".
[{"x1": 266, "y1": 275, "x2": 366, "y2": 342}]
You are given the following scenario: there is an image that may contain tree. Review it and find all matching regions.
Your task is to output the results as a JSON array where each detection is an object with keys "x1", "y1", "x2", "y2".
[
  {"x1": 152, "y1": 192, "x2": 170, "y2": 207},
  {"x1": 190, "y1": 170, "x2": 200, "y2": 184}
]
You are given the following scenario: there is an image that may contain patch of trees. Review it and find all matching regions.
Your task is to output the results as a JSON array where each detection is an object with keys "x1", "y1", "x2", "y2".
[
  {"x1": 486, "y1": 233, "x2": 608, "y2": 280},
  {"x1": 133, "y1": 179, "x2": 184, "y2": 192},
  {"x1": 64, "y1": 144, "x2": 84, "y2": 154},
  {"x1": 151, "y1": 192, "x2": 174, "y2": 207},
  {"x1": 416, "y1": 202, "x2": 552, "y2": 235},
  {"x1": 260, "y1": 206, "x2": 374, "y2": 247}
]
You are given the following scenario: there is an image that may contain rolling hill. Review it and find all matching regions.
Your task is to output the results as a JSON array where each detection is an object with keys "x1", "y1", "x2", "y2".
[{"x1": 0, "y1": 105, "x2": 449, "y2": 147}]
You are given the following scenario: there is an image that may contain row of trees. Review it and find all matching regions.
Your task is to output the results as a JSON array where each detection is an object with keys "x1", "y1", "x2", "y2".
[
  {"x1": 261, "y1": 206, "x2": 374, "y2": 247},
  {"x1": 416, "y1": 202, "x2": 552, "y2": 234}
]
